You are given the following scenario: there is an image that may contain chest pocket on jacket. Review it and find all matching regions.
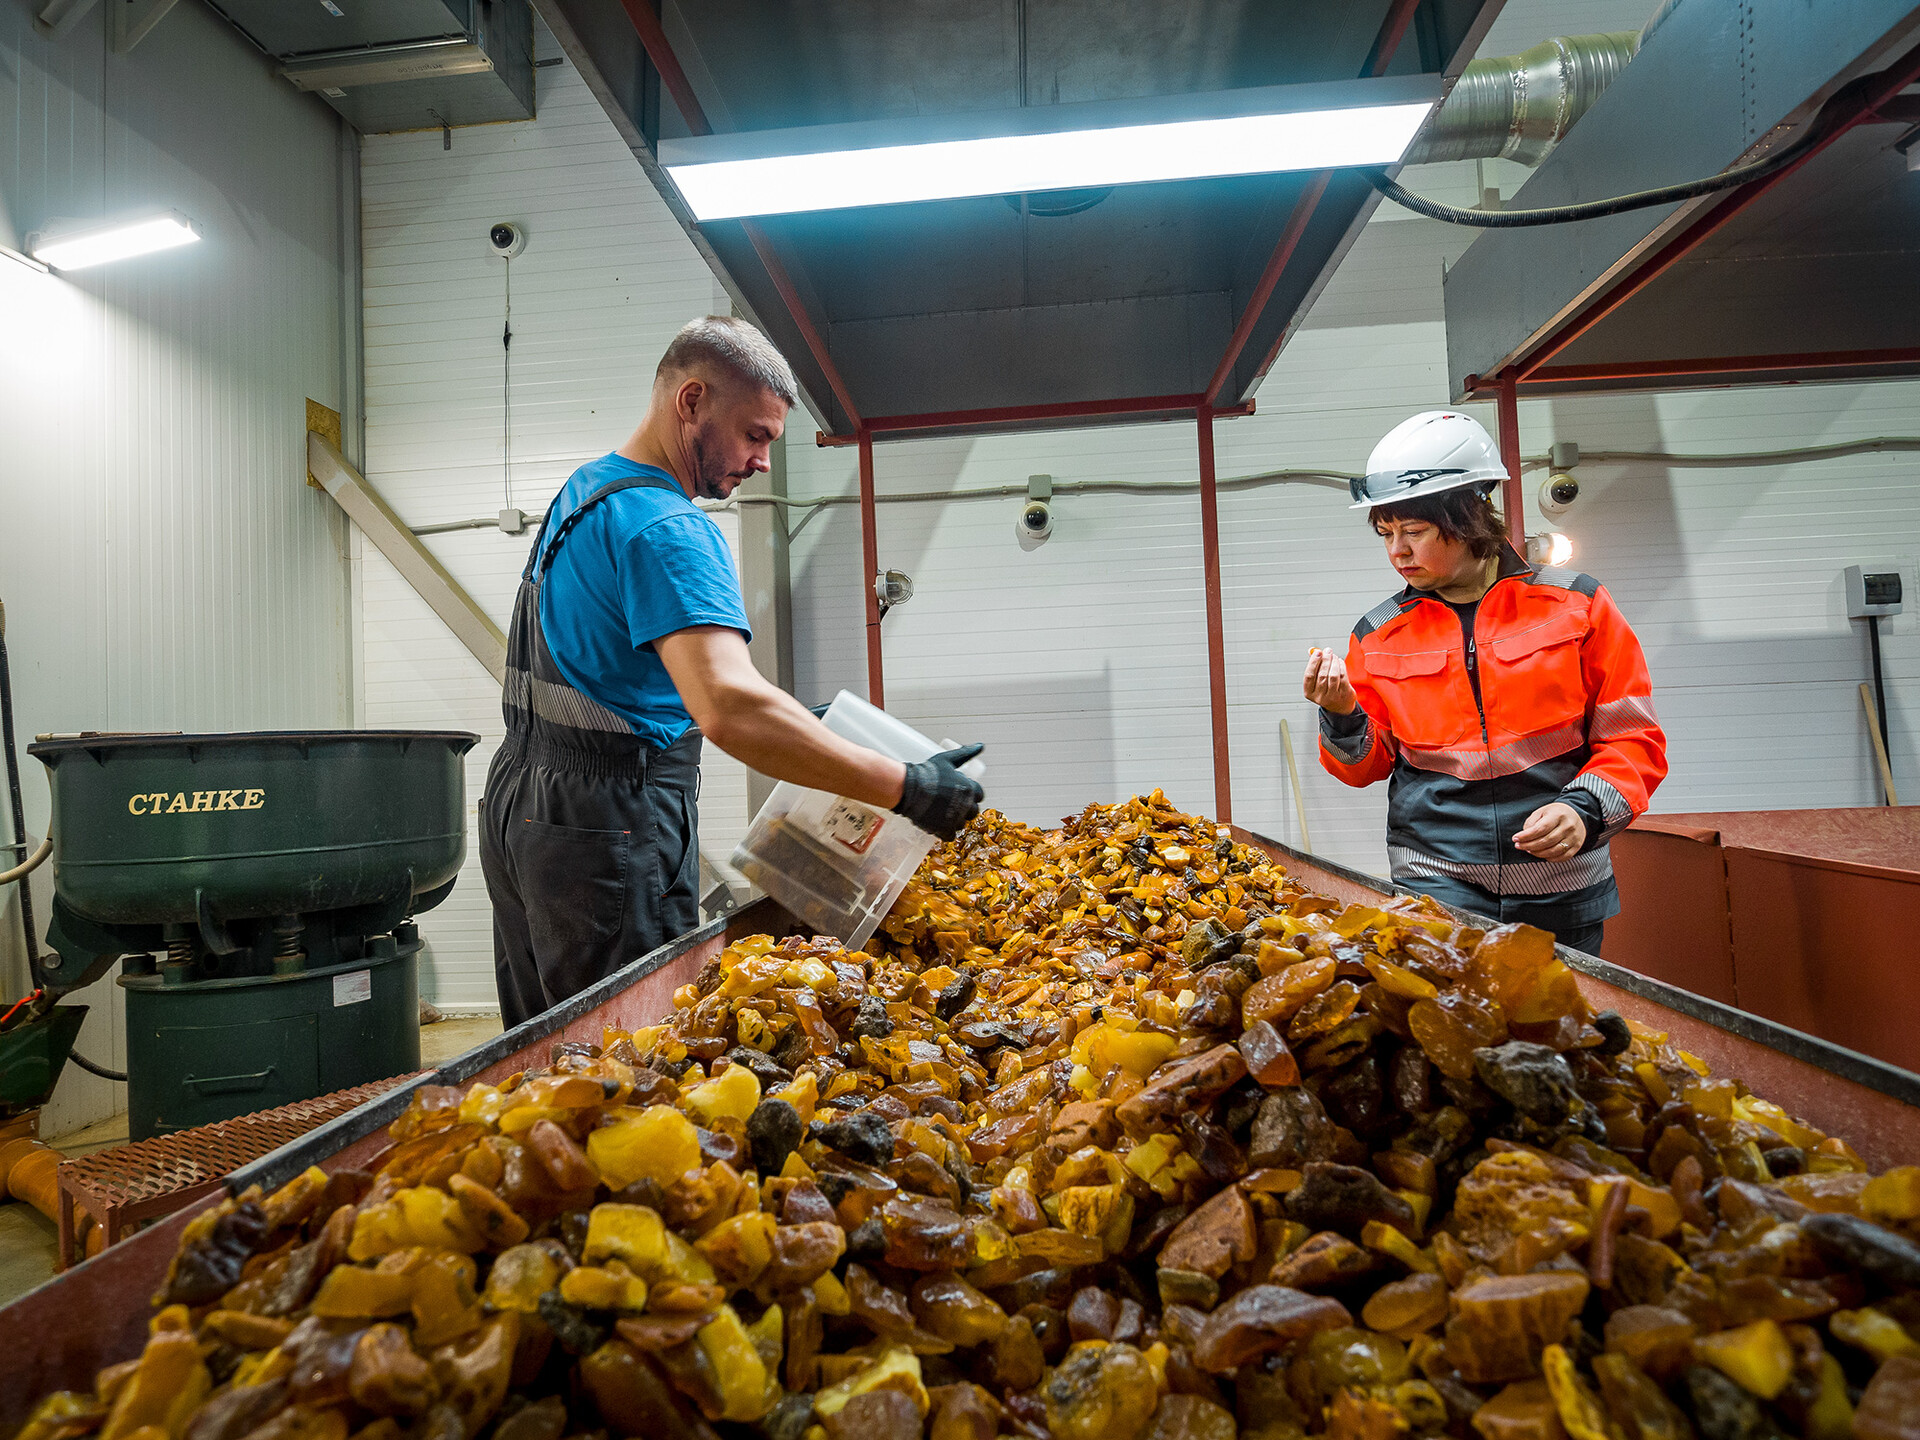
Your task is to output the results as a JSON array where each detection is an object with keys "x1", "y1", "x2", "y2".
[
  {"x1": 1365, "y1": 647, "x2": 1474, "y2": 747},
  {"x1": 1487, "y1": 613, "x2": 1588, "y2": 728}
]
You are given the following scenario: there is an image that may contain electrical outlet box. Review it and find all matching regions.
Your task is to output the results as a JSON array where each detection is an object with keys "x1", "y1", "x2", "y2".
[{"x1": 1845, "y1": 565, "x2": 1903, "y2": 618}]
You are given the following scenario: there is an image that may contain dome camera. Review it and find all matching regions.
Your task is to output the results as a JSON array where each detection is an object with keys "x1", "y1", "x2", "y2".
[
  {"x1": 1016, "y1": 500, "x2": 1053, "y2": 550},
  {"x1": 1539, "y1": 472, "x2": 1580, "y2": 517},
  {"x1": 487, "y1": 222, "x2": 525, "y2": 259}
]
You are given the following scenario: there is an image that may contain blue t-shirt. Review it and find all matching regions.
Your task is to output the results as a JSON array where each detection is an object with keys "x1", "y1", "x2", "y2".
[{"x1": 537, "y1": 454, "x2": 751, "y2": 748}]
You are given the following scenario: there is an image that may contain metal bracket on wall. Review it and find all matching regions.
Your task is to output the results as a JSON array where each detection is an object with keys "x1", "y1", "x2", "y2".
[
  {"x1": 306, "y1": 433, "x2": 508, "y2": 684},
  {"x1": 110, "y1": 0, "x2": 181, "y2": 54}
]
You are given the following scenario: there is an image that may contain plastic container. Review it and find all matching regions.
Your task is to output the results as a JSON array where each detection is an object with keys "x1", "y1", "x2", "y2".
[{"x1": 732, "y1": 692, "x2": 984, "y2": 950}]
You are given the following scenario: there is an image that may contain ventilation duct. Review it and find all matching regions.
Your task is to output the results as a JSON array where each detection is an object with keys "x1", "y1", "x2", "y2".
[
  {"x1": 1406, "y1": 32, "x2": 1640, "y2": 166},
  {"x1": 203, "y1": 0, "x2": 533, "y2": 134}
]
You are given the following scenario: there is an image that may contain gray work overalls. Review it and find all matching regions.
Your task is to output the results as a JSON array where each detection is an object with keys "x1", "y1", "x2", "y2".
[{"x1": 478, "y1": 470, "x2": 703, "y2": 1029}]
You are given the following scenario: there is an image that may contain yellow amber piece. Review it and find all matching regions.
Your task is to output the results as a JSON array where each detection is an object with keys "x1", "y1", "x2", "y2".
[
  {"x1": 558, "y1": 1263, "x2": 648, "y2": 1312},
  {"x1": 1805, "y1": 1352, "x2": 1854, "y2": 1440},
  {"x1": 397, "y1": 1187, "x2": 482, "y2": 1252},
  {"x1": 697, "y1": 1305, "x2": 774, "y2": 1422},
  {"x1": 1693, "y1": 1320, "x2": 1794, "y2": 1400},
  {"x1": 812, "y1": 1347, "x2": 927, "y2": 1419},
  {"x1": 812, "y1": 1271, "x2": 850, "y2": 1316},
  {"x1": 1863, "y1": 1167, "x2": 1920, "y2": 1223},
  {"x1": 683, "y1": 1064, "x2": 761, "y2": 1126},
  {"x1": 694, "y1": 1212, "x2": 777, "y2": 1287},
  {"x1": 310, "y1": 1264, "x2": 415, "y2": 1318},
  {"x1": 1830, "y1": 1308, "x2": 1920, "y2": 1364},
  {"x1": 1362, "y1": 1221, "x2": 1436, "y2": 1274},
  {"x1": 772, "y1": 1072, "x2": 819, "y2": 1127},
  {"x1": 1541, "y1": 1345, "x2": 1611, "y2": 1440},
  {"x1": 586, "y1": 1106, "x2": 701, "y2": 1189}
]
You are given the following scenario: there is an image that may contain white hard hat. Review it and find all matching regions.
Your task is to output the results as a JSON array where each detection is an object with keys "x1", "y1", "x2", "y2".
[{"x1": 1349, "y1": 411, "x2": 1509, "y2": 509}]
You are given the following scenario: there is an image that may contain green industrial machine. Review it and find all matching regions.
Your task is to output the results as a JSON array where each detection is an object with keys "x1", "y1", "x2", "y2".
[{"x1": 21, "y1": 729, "x2": 478, "y2": 1138}]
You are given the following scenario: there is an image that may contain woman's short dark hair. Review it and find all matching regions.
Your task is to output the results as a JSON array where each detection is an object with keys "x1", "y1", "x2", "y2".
[{"x1": 1369, "y1": 485, "x2": 1508, "y2": 561}]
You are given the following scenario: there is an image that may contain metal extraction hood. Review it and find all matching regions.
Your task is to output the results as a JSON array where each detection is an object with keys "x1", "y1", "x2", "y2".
[
  {"x1": 1443, "y1": 0, "x2": 1920, "y2": 402},
  {"x1": 204, "y1": 0, "x2": 533, "y2": 134},
  {"x1": 535, "y1": 0, "x2": 1505, "y2": 440}
]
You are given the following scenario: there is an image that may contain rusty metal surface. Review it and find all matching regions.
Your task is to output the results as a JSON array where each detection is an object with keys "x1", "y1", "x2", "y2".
[
  {"x1": 1610, "y1": 809, "x2": 1920, "y2": 1071},
  {"x1": 55, "y1": 1072, "x2": 427, "y2": 1268},
  {"x1": 1725, "y1": 847, "x2": 1920, "y2": 1075},
  {"x1": 1604, "y1": 827, "x2": 1737, "y2": 1004}
]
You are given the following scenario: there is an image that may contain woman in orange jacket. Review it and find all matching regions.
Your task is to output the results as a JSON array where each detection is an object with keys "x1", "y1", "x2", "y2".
[{"x1": 1303, "y1": 411, "x2": 1667, "y2": 956}]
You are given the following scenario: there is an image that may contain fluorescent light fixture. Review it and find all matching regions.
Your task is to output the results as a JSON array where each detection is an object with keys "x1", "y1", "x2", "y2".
[
  {"x1": 29, "y1": 212, "x2": 201, "y2": 271},
  {"x1": 661, "y1": 76, "x2": 1441, "y2": 221}
]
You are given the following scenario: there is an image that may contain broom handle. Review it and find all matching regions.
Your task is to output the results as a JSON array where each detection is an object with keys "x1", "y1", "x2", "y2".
[
  {"x1": 1280, "y1": 718, "x2": 1313, "y2": 853},
  {"x1": 1862, "y1": 682, "x2": 1899, "y2": 806}
]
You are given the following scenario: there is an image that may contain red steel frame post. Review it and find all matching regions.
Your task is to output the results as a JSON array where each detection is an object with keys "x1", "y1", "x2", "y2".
[
  {"x1": 1495, "y1": 368, "x2": 1525, "y2": 547},
  {"x1": 1196, "y1": 408, "x2": 1232, "y2": 822},
  {"x1": 856, "y1": 427, "x2": 884, "y2": 708}
]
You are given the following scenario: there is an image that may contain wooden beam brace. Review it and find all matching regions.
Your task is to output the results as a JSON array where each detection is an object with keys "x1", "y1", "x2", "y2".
[{"x1": 307, "y1": 433, "x2": 508, "y2": 684}]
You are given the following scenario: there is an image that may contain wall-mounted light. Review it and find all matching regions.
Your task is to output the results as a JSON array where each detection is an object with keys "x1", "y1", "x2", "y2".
[
  {"x1": 1528, "y1": 531, "x2": 1574, "y2": 568},
  {"x1": 662, "y1": 75, "x2": 1439, "y2": 221},
  {"x1": 28, "y1": 212, "x2": 201, "y2": 271}
]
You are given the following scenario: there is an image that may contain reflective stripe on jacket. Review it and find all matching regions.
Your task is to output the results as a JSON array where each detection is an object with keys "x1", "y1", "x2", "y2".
[{"x1": 1318, "y1": 548, "x2": 1667, "y2": 901}]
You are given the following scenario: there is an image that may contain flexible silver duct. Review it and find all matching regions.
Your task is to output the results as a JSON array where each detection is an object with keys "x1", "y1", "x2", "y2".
[{"x1": 1405, "y1": 32, "x2": 1641, "y2": 166}]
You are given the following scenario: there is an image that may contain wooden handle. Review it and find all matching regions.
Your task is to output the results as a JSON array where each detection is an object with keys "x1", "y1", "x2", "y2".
[
  {"x1": 1862, "y1": 682, "x2": 1899, "y2": 806},
  {"x1": 1279, "y1": 719, "x2": 1313, "y2": 854}
]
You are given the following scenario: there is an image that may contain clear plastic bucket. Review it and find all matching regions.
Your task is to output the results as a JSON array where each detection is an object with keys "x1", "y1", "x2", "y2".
[{"x1": 731, "y1": 692, "x2": 984, "y2": 950}]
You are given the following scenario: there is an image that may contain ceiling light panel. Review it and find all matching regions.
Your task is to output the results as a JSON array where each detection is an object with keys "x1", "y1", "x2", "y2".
[{"x1": 662, "y1": 76, "x2": 1442, "y2": 222}]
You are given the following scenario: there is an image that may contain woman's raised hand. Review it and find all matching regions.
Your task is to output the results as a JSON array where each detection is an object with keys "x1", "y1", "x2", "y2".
[{"x1": 1303, "y1": 647, "x2": 1358, "y2": 716}]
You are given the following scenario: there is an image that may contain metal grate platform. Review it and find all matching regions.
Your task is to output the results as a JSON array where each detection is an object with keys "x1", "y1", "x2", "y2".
[{"x1": 55, "y1": 1072, "x2": 426, "y2": 1269}]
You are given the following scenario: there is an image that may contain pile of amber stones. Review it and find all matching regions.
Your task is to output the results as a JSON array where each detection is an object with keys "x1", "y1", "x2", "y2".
[{"x1": 16, "y1": 792, "x2": 1920, "y2": 1440}]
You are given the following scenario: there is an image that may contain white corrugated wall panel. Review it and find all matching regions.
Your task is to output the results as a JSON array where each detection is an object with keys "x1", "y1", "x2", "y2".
[
  {"x1": 0, "y1": 2, "x2": 352, "y2": 1136},
  {"x1": 357, "y1": 26, "x2": 742, "y2": 1011}
]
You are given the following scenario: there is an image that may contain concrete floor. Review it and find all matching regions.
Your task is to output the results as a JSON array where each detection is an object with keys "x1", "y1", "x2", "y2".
[{"x1": 0, "y1": 1010, "x2": 504, "y2": 1308}]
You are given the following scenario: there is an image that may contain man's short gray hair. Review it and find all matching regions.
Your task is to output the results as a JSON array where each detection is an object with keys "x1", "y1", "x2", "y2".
[{"x1": 657, "y1": 315, "x2": 800, "y2": 408}]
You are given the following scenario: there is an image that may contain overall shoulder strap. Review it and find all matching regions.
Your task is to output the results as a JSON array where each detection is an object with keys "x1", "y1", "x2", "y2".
[{"x1": 525, "y1": 468, "x2": 686, "y2": 581}]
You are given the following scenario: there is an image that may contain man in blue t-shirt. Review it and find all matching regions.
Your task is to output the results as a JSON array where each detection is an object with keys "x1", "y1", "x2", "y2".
[{"x1": 479, "y1": 316, "x2": 983, "y2": 1026}]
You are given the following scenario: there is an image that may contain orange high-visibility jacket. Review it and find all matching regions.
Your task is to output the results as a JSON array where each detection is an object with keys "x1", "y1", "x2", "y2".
[{"x1": 1319, "y1": 549, "x2": 1667, "y2": 906}]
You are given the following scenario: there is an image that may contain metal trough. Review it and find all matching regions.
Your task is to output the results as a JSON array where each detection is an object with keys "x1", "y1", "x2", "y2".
[{"x1": 6, "y1": 832, "x2": 1918, "y2": 1435}]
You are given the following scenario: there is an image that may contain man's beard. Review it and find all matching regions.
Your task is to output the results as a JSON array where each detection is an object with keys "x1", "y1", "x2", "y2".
[{"x1": 690, "y1": 431, "x2": 736, "y2": 500}]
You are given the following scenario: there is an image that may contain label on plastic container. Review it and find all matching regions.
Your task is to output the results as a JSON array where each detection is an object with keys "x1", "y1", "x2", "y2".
[
  {"x1": 333, "y1": 970, "x2": 372, "y2": 1007},
  {"x1": 816, "y1": 796, "x2": 885, "y2": 855}
]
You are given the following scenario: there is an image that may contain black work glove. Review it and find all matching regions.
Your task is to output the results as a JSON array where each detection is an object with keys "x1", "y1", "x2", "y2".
[{"x1": 893, "y1": 744, "x2": 985, "y2": 840}]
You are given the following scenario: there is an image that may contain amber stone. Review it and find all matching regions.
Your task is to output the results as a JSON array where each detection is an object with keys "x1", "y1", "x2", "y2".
[
  {"x1": 1361, "y1": 1273, "x2": 1450, "y2": 1337},
  {"x1": 1042, "y1": 1342, "x2": 1160, "y2": 1440},
  {"x1": 1269, "y1": 1231, "x2": 1375, "y2": 1291},
  {"x1": 911, "y1": 1273, "x2": 1008, "y2": 1347},
  {"x1": 880, "y1": 1196, "x2": 972, "y2": 1271},
  {"x1": 1241, "y1": 959, "x2": 1337, "y2": 1028},
  {"x1": 1287, "y1": 982, "x2": 1363, "y2": 1043},
  {"x1": 1237, "y1": 1021, "x2": 1301, "y2": 1089},
  {"x1": 1601, "y1": 1306, "x2": 1696, "y2": 1384},
  {"x1": 1443, "y1": 1272, "x2": 1591, "y2": 1384},
  {"x1": 1143, "y1": 1393, "x2": 1237, "y2": 1440},
  {"x1": 1191, "y1": 1285, "x2": 1351, "y2": 1373},
  {"x1": 1855, "y1": 1354, "x2": 1920, "y2": 1440},
  {"x1": 1157, "y1": 1186, "x2": 1257, "y2": 1280},
  {"x1": 1469, "y1": 1379, "x2": 1567, "y2": 1440},
  {"x1": 1408, "y1": 990, "x2": 1509, "y2": 1082}
]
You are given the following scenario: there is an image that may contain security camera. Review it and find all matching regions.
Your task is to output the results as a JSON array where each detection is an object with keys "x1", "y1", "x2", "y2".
[
  {"x1": 487, "y1": 222, "x2": 525, "y2": 259},
  {"x1": 1540, "y1": 472, "x2": 1580, "y2": 517},
  {"x1": 1016, "y1": 500, "x2": 1053, "y2": 550}
]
